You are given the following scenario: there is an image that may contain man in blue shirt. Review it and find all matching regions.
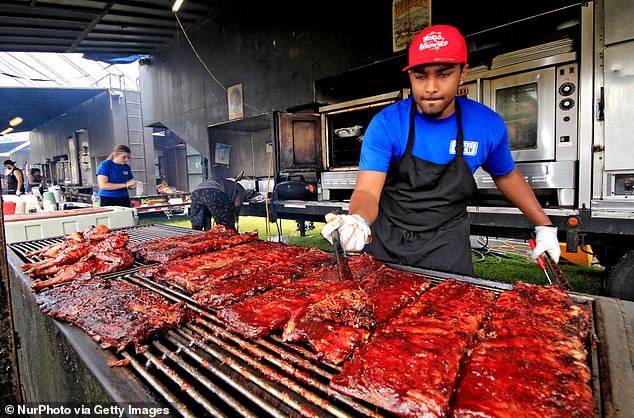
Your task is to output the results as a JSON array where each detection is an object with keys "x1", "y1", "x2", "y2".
[{"x1": 322, "y1": 25, "x2": 560, "y2": 275}]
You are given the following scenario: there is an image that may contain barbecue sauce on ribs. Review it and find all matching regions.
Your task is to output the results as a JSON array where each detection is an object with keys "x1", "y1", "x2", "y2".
[
  {"x1": 450, "y1": 283, "x2": 594, "y2": 418},
  {"x1": 330, "y1": 280, "x2": 496, "y2": 417},
  {"x1": 35, "y1": 273, "x2": 190, "y2": 352}
]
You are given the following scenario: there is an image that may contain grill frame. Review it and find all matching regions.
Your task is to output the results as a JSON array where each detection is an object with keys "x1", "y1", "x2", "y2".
[{"x1": 7, "y1": 224, "x2": 630, "y2": 418}]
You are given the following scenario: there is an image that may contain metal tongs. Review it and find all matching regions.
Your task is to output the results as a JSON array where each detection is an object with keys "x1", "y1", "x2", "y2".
[
  {"x1": 528, "y1": 239, "x2": 573, "y2": 291},
  {"x1": 331, "y1": 228, "x2": 354, "y2": 282}
]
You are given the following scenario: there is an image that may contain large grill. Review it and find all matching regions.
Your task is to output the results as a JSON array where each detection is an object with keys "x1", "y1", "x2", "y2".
[{"x1": 7, "y1": 224, "x2": 626, "y2": 418}]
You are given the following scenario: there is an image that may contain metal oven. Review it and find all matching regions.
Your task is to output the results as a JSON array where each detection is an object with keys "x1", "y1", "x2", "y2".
[
  {"x1": 463, "y1": 41, "x2": 580, "y2": 207},
  {"x1": 319, "y1": 90, "x2": 408, "y2": 200},
  {"x1": 486, "y1": 64, "x2": 578, "y2": 163}
]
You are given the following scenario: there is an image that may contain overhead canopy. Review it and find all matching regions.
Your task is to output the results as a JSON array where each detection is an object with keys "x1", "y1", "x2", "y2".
[
  {"x1": 0, "y1": 1, "x2": 227, "y2": 135},
  {"x1": 0, "y1": 87, "x2": 107, "y2": 133},
  {"x1": 0, "y1": 0, "x2": 227, "y2": 55}
]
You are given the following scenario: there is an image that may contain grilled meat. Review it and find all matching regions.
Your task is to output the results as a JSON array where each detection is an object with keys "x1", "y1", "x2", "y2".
[
  {"x1": 219, "y1": 255, "x2": 384, "y2": 339},
  {"x1": 297, "y1": 286, "x2": 375, "y2": 329},
  {"x1": 129, "y1": 225, "x2": 258, "y2": 262},
  {"x1": 127, "y1": 225, "x2": 236, "y2": 255},
  {"x1": 35, "y1": 272, "x2": 190, "y2": 352},
  {"x1": 24, "y1": 224, "x2": 112, "y2": 258},
  {"x1": 181, "y1": 242, "x2": 308, "y2": 284},
  {"x1": 285, "y1": 317, "x2": 372, "y2": 365},
  {"x1": 25, "y1": 235, "x2": 82, "y2": 259},
  {"x1": 282, "y1": 285, "x2": 377, "y2": 363},
  {"x1": 357, "y1": 264, "x2": 432, "y2": 323},
  {"x1": 141, "y1": 241, "x2": 308, "y2": 293},
  {"x1": 31, "y1": 248, "x2": 135, "y2": 292},
  {"x1": 137, "y1": 241, "x2": 270, "y2": 287},
  {"x1": 107, "y1": 359, "x2": 131, "y2": 368},
  {"x1": 81, "y1": 224, "x2": 113, "y2": 241},
  {"x1": 193, "y1": 247, "x2": 335, "y2": 308},
  {"x1": 219, "y1": 276, "x2": 348, "y2": 339},
  {"x1": 25, "y1": 232, "x2": 131, "y2": 280},
  {"x1": 330, "y1": 280, "x2": 496, "y2": 418},
  {"x1": 450, "y1": 282, "x2": 593, "y2": 418},
  {"x1": 284, "y1": 261, "x2": 431, "y2": 364},
  {"x1": 91, "y1": 231, "x2": 129, "y2": 251},
  {"x1": 21, "y1": 242, "x2": 91, "y2": 277}
]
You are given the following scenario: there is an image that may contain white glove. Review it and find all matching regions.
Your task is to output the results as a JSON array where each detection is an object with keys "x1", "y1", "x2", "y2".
[
  {"x1": 321, "y1": 213, "x2": 371, "y2": 252},
  {"x1": 531, "y1": 226, "x2": 561, "y2": 263}
]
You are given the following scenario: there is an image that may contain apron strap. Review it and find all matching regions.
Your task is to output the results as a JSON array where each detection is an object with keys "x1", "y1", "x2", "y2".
[
  {"x1": 405, "y1": 99, "x2": 417, "y2": 155},
  {"x1": 454, "y1": 100, "x2": 464, "y2": 157}
]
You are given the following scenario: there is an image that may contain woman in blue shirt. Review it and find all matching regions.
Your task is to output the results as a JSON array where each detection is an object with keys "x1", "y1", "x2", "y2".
[{"x1": 96, "y1": 144, "x2": 140, "y2": 207}]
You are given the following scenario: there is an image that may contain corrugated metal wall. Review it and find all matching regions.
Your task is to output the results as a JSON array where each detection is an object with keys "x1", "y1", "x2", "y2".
[
  {"x1": 28, "y1": 89, "x2": 157, "y2": 194},
  {"x1": 139, "y1": 1, "x2": 395, "y2": 161}
]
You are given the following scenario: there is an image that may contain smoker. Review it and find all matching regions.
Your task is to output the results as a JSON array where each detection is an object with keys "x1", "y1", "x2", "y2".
[
  {"x1": 319, "y1": 90, "x2": 408, "y2": 201},
  {"x1": 6, "y1": 225, "x2": 634, "y2": 417},
  {"x1": 273, "y1": 91, "x2": 408, "y2": 203}
]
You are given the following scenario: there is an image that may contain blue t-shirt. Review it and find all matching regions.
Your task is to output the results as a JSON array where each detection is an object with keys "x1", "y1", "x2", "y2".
[
  {"x1": 96, "y1": 159, "x2": 133, "y2": 198},
  {"x1": 359, "y1": 96, "x2": 515, "y2": 177}
]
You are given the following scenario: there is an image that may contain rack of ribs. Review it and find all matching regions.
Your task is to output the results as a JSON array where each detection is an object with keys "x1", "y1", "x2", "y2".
[
  {"x1": 22, "y1": 241, "x2": 92, "y2": 278},
  {"x1": 140, "y1": 241, "x2": 309, "y2": 293},
  {"x1": 23, "y1": 231, "x2": 130, "y2": 280},
  {"x1": 127, "y1": 225, "x2": 235, "y2": 255},
  {"x1": 129, "y1": 226, "x2": 258, "y2": 262},
  {"x1": 450, "y1": 282, "x2": 594, "y2": 418},
  {"x1": 138, "y1": 241, "x2": 278, "y2": 292},
  {"x1": 35, "y1": 272, "x2": 190, "y2": 352},
  {"x1": 329, "y1": 280, "x2": 496, "y2": 418},
  {"x1": 283, "y1": 259, "x2": 432, "y2": 365},
  {"x1": 31, "y1": 248, "x2": 136, "y2": 292},
  {"x1": 218, "y1": 255, "x2": 385, "y2": 339},
  {"x1": 282, "y1": 288, "x2": 375, "y2": 365},
  {"x1": 24, "y1": 224, "x2": 112, "y2": 259},
  {"x1": 193, "y1": 247, "x2": 335, "y2": 308}
]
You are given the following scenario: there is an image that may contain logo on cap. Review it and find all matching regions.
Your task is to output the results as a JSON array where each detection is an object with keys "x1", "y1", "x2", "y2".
[
  {"x1": 420, "y1": 31, "x2": 448, "y2": 52},
  {"x1": 403, "y1": 24, "x2": 467, "y2": 71}
]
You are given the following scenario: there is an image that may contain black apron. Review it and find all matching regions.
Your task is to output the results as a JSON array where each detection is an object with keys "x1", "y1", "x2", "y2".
[{"x1": 366, "y1": 99, "x2": 477, "y2": 275}]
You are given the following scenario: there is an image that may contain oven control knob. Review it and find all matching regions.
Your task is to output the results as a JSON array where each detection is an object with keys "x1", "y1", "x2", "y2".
[
  {"x1": 559, "y1": 98, "x2": 575, "y2": 111},
  {"x1": 559, "y1": 82, "x2": 576, "y2": 96}
]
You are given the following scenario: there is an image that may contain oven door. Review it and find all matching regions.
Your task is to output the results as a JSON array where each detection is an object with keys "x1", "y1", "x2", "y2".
[{"x1": 483, "y1": 67, "x2": 556, "y2": 162}]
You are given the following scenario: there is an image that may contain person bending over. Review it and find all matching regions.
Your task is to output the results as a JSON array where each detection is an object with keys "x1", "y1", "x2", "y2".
[{"x1": 190, "y1": 177, "x2": 245, "y2": 231}]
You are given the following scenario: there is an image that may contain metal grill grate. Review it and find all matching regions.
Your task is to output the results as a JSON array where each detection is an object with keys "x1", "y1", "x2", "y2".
[
  {"x1": 119, "y1": 271, "x2": 385, "y2": 418},
  {"x1": 11, "y1": 224, "x2": 603, "y2": 418},
  {"x1": 8, "y1": 223, "x2": 200, "y2": 268}
]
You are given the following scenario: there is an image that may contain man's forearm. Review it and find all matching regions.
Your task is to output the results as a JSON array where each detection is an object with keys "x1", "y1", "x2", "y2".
[{"x1": 348, "y1": 189, "x2": 380, "y2": 225}]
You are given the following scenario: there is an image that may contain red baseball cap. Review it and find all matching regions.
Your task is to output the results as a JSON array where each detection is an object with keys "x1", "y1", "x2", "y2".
[{"x1": 403, "y1": 25, "x2": 467, "y2": 71}]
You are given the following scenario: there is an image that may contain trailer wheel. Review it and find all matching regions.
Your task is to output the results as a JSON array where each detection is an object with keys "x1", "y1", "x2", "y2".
[
  {"x1": 604, "y1": 249, "x2": 634, "y2": 301},
  {"x1": 593, "y1": 245, "x2": 627, "y2": 270}
]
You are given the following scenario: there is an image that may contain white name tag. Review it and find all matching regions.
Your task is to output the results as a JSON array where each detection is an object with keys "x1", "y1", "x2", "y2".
[{"x1": 450, "y1": 140, "x2": 478, "y2": 156}]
